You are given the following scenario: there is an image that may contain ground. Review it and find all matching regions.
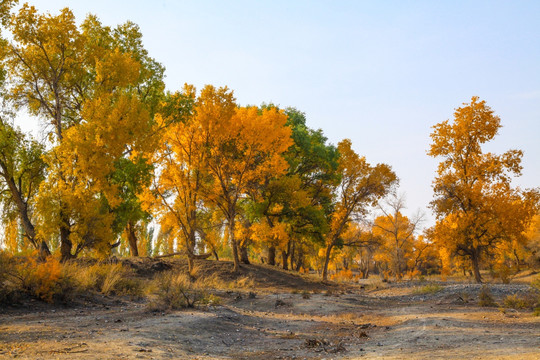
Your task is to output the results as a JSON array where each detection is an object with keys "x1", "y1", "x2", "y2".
[{"x1": 1, "y1": 259, "x2": 539, "y2": 359}]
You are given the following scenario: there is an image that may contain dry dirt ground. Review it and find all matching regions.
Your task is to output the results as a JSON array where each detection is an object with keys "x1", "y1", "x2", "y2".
[{"x1": 1, "y1": 260, "x2": 539, "y2": 359}]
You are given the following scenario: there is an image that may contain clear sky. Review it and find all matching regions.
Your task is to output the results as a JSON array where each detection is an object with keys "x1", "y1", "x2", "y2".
[{"x1": 16, "y1": 0, "x2": 540, "y2": 228}]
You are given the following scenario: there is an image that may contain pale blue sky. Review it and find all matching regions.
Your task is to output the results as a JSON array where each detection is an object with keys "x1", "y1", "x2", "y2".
[{"x1": 17, "y1": 1, "x2": 540, "y2": 227}]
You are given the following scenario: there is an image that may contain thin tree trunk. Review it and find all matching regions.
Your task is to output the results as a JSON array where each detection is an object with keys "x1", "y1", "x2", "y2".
[
  {"x1": 295, "y1": 247, "x2": 304, "y2": 272},
  {"x1": 187, "y1": 254, "x2": 194, "y2": 274},
  {"x1": 229, "y1": 218, "x2": 240, "y2": 272},
  {"x1": 126, "y1": 221, "x2": 139, "y2": 256},
  {"x1": 322, "y1": 244, "x2": 334, "y2": 281},
  {"x1": 0, "y1": 169, "x2": 51, "y2": 258},
  {"x1": 513, "y1": 249, "x2": 521, "y2": 272},
  {"x1": 289, "y1": 240, "x2": 295, "y2": 270}
]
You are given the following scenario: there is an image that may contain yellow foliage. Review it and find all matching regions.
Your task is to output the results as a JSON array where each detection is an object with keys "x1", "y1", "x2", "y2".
[
  {"x1": 428, "y1": 97, "x2": 540, "y2": 282},
  {"x1": 17, "y1": 255, "x2": 63, "y2": 303}
]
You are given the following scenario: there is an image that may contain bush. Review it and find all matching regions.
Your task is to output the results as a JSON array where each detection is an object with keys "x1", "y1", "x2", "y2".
[
  {"x1": 502, "y1": 294, "x2": 535, "y2": 310},
  {"x1": 478, "y1": 285, "x2": 497, "y2": 307},
  {"x1": 148, "y1": 271, "x2": 216, "y2": 310},
  {"x1": 413, "y1": 284, "x2": 442, "y2": 295},
  {"x1": 65, "y1": 262, "x2": 143, "y2": 297},
  {"x1": 0, "y1": 254, "x2": 75, "y2": 303},
  {"x1": 0, "y1": 251, "x2": 21, "y2": 304}
]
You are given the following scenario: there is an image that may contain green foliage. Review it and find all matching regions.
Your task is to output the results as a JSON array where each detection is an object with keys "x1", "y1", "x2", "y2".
[
  {"x1": 413, "y1": 283, "x2": 442, "y2": 295},
  {"x1": 0, "y1": 118, "x2": 46, "y2": 251}
]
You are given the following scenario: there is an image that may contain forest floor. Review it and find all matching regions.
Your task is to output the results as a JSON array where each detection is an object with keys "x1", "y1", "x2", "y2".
[{"x1": 1, "y1": 259, "x2": 539, "y2": 359}]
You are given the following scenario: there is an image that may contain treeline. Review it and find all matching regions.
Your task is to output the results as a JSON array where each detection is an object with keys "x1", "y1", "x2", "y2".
[{"x1": 0, "y1": 3, "x2": 538, "y2": 283}]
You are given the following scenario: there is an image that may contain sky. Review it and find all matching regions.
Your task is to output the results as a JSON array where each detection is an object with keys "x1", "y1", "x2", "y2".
[{"x1": 14, "y1": 0, "x2": 540, "y2": 228}]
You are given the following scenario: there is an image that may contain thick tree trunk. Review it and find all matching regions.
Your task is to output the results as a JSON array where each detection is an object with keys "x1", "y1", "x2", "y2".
[
  {"x1": 281, "y1": 250, "x2": 288, "y2": 270},
  {"x1": 212, "y1": 249, "x2": 219, "y2": 261},
  {"x1": 126, "y1": 221, "x2": 139, "y2": 256},
  {"x1": 322, "y1": 244, "x2": 334, "y2": 281},
  {"x1": 60, "y1": 224, "x2": 73, "y2": 262},
  {"x1": 471, "y1": 249, "x2": 483, "y2": 283},
  {"x1": 240, "y1": 245, "x2": 250, "y2": 264},
  {"x1": 268, "y1": 246, "x2": 276, "y2": 266}
]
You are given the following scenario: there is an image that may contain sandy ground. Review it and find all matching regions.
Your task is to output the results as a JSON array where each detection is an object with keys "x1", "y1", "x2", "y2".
[{"x1": 1, "y1": 282, "x2": 539, "y2": 359}]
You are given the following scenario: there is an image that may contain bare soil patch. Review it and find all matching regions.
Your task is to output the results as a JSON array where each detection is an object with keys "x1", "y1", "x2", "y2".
[{"x1": 1, "y1": 259, "x2": 539, "y2": 359}]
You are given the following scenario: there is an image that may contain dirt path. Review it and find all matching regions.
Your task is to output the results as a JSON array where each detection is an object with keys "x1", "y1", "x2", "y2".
[{"x1": 1, "y1": 283, "x2": 539, "y2": 359}]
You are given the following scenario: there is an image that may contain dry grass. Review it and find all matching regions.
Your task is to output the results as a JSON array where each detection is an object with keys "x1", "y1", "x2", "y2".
[
  {"x1": 63, "y1": 261, "x2": 143, "y2": 297},
  {"x1": 146, "y1": 271, "x2": 221, "y2": 311},
  {"x1": 413, "y1": 283, "x2": 442, "y2": 295},
  {"x1": 478, "y1": 286, "x2": 497, "y2": 307}
]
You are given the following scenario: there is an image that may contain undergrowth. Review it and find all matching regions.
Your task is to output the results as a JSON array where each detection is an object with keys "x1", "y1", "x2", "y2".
[{"x1": 413, "y1": 283, "x2": 442, "y2": 295}]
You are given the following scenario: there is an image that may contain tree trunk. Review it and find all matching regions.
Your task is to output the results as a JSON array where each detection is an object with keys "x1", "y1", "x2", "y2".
[
  {"x1": 212, "y1": 249, "x2": 219, "y2": 261},
  {"x1": 240, "y1": 245, "x2": 250, "y2": 264},
  {"x1": 1, "y1": 169, "x2": 51, "y2": 258},
  {"x1": 229, "y1": 218, "x2": 240, "y2": 272},
  {"x1": 126, "y1": 221, "x2": 139, "y2": 256},
  {"x1": 60, "y1": 224, "x2": 73, "y2": 262},
  {"x1": 268, "y1": 246, "x2": 276, "y2": 266},
  {"x1": 295, "y1": 247, "x2": 304, "y2": 272},
  {"x1": 471, "y1": 249, "x2": 483, "y2": 283},
  {"x1": 513, "y1": 249, "x2": 521, "y2": 272},
  {"x1": 289, "y1": 240, "x2": 295, "y2": 270},
  {"x1": 322, "y1": 244, "x2": 334, "y2": 281},
  {"x1": 281, "y1": 250, "x2": 289, "y2": 270},
  {"x1": 187, "y1": 254, "x2": 194, "y2": 274}
]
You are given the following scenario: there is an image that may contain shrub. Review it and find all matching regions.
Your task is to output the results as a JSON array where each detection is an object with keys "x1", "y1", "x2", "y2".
[
  {"x1": 148, "y1": 271, "x2": 213, "y2": 310},
  {"x1": 1, "y1": 254, "x2": 74, "y2": 303},
  {"x1": 100, "y1": 264, "x2": 142, "y2": 296},
  {"x1": 330, "y1": 269, "x2": 354, "y2": 282},
  {"x1": 0, "y1": 251, "x2": 21, "y2": 304},
  {"x1": 65, "y1": 262, "x2": 143, "y2": 297},
  {"x1": 478, "y1": 286, "x2": 497, "y2": 307},
  {"x1": 413, "y1": 284, "x2": 442, "y2": 295},
  {"x1": 503, "y1": 294, "x2": 533, "y2": 310}
]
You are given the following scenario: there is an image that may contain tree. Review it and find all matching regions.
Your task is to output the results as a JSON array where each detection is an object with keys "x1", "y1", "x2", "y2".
[
  {"x1": 428, "y1": 97, "x2": 539, "y2": 283},
  {"x1": 372, "y1": 194, "x2": 423, "y2": 279},
  {"x1": 200, "y1": 86, "x2": 293, "y2": 271},
  {"x1": 248, "y1": 107, "x2": 339, "y2": 269},
  {"x1": 4, "y1": 6, "x2": 164, "y2": 260},
  {"x1": 322, "y1": 139, "x2": 397, "y2": 281},
  {"x1": 142, "y1": 85, "x2": 210, "y2": 272},
  {"x1": 0, "y1": 117, "x2": 49, "y2": 257}
]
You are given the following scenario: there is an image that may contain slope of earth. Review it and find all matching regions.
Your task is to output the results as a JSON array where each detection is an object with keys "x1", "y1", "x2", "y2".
[{"x1": 0, "y1": 259, "x2": 539, "y2": 359}]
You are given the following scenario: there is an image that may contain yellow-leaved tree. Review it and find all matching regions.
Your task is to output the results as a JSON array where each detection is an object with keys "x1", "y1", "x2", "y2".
[
  {"x1": 372, "y1": 194, "x2": 423, "y2": 279},
  {"x1": 4, "y1": 5, "x2": 163, "y2": 259},
  {"x1": 199, "y1": 86, "x2": 293, "y2": 271},
  {"x1": 141, "y1": 85, "x2": 211, "y2": 272},
  {"x1": 428, "y1": 97, "x2": 539, "y2": 283},
  {"x1": 322, "y1": 139, "x2": 397, "y2": 281}
]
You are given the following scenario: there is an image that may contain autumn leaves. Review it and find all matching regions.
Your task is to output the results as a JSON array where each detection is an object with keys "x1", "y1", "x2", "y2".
[
  {"x1": 1, "y1": 3, "x2": 538, "y2": 284},
  {"x1": 428, "y1": 97, "x2": 539, "y2": 282}
]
